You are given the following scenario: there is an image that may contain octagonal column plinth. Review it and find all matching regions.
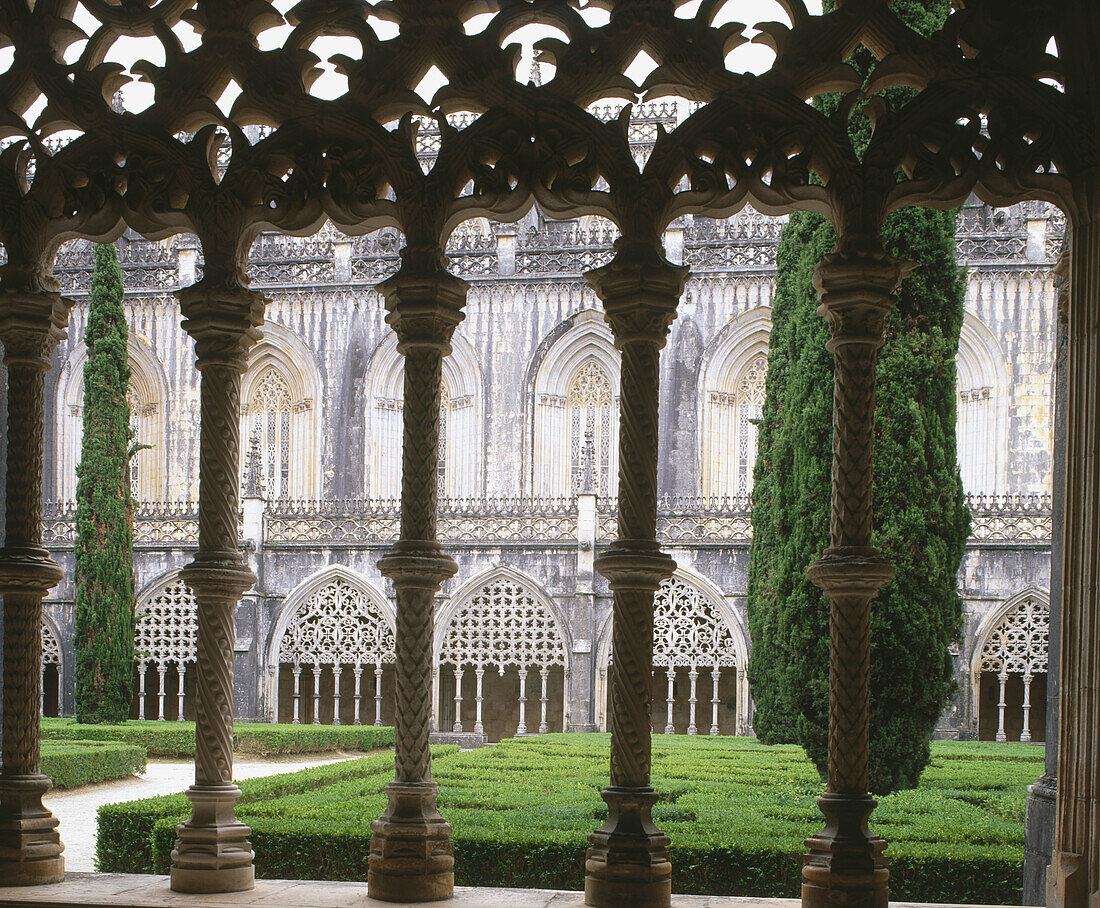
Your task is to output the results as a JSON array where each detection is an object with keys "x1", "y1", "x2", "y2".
[
  {"x1": 0, "y1": 295, "x2": 70, "y2": 886},
  {"x1": 170, "y1": 286, "x2": 263, "y2": 894},
  {"x1": 801, "y1": 252, "x2": 909, "y2": 908},
  {"x1": 369, "y1": 255, "x2": 466, "y2": 903},
  {"x1": 584, "y1": 245, "x2": 686, "y2": 908}
]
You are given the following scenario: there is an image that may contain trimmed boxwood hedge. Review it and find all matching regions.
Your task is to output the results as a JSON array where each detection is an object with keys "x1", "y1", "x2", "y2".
[
  {"x1": 42, "y1": 740, "x2": 146, "y2": 790},
  {"x1": 42, "y1": 718, "x2": 395, "y2": 757},
  {"x1": 97, "y1": 735, "x2": 1040, "y2": 903}
]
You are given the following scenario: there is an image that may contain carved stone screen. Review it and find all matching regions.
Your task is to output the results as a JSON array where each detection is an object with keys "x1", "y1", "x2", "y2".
[
  {"x1": 979, "y1": 596, "x2": 1050, "y2": 743},
  {"x1": 134, "y1": 577, "x2": 198, "y2": 722}
]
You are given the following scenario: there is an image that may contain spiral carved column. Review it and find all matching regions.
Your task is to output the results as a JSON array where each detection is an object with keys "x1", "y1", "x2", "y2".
[
  {"x1": 585, "y1": 244, "x2": 686, "y2": 908},
  {"x1": 1048, "y1": 206, "x2": 1100, "y2": 908},
  {"x1": 801, "y1": 251, "x2": 909, "y2": 908},
  {"x1": 0, "y1": 292, "x2": 69, "y2": 886},
  {"x1": 370, "y1": 254, "x2": 466, "y2": 903},
  {"x1": 170, "y1": 285, "x2": 263, "y2": 894}
]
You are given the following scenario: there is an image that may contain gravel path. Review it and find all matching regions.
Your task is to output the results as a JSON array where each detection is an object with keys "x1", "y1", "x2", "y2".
[{"x1": 44, "y1": 753, "x2": 367, "y2": 873}]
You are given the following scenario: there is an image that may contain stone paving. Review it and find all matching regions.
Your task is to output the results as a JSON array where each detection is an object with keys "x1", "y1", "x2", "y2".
[
  {"x1": 43, "y1": 754, "x2": 364, "y2": 873},
  {"x1": 0, "y1": 874, "x2": 1014, "y2": 908}
]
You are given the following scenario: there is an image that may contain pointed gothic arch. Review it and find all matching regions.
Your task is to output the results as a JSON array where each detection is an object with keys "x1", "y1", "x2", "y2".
[
  {"x1": 595, "y1": 568, "x2": 750, "y2": 736},
  {"x1": 699, "y1": 307, "x2": 772, "y2": 500},
  {"x1": 530, "y1": 310, "x2": 620, "y2": 498},
  {"x1": 956, "y1": 313, "x2": 1011, "y2": 495},
  {"x1": 57, "y1": 334, "x2": 169, "y2": 501},
  {"x1": 269, "y1": 567, "x2": 395, "y2": 725},
  {"x1": 434, "y1": 567, "x2": 569, "y2": 741},
  {"x1": 240, "y1": 322, "x2": 322, "y2": 501},
  {"x1": 366, "y1": 331, "x2": 483, "y2": 500},
  {"x1": 41, "y1": 616, "x2": 63, "y2": 718},
  {"x1": 970, "y1": 588, "x2": 1050, "y2": 743},
  {"x1": 132, "y1": 571, "x2": 198, "y2": 722}
]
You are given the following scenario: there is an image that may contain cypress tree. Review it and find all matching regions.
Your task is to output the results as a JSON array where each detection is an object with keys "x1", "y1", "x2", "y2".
[
  {"x1": 747, "y1": 0, "x2": 970, "y2": 792},
  {"x1": 74, "y1": 243, "x2": 136, "y2": 724}
]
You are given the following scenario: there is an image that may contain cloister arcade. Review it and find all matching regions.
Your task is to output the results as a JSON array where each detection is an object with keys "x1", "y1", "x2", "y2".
[{"x1": 1, "y1": 3, "x2": 1097, "y2": 908}]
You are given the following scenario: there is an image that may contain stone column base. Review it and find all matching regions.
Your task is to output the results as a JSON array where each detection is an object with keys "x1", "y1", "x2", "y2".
[
  {"x1": 170, "y1": 785, "x2": 254, "y2": 894},
  {"x1": 802, "y1": 793, "x2": 888, "y2": 908},
  {"x1": 585, "y1": 786, "x2": 671, "y2": 908},
  {"x1": 368, "y1": 781, "x2": 454, "y2": 902},
  {"x1": 0, "y1": 775, "x2": 64, "y2": 886}
]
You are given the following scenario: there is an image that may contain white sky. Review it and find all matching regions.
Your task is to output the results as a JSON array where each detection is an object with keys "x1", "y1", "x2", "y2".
[{"x1": 35, "y1": 0, "x2": 824, "y2": 119}]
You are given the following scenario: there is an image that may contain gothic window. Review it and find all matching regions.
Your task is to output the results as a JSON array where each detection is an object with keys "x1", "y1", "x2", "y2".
[
  {"x1": 568, "y1": 360, "x2": 614, "y2": 496},
  {"x1": 276, "y1": 577, "x2": 396, "y2": 725},
  {"x1": 652, "y1": 576, "x2": 741, "y2": 672},
  {"x1": 956, "y1": 314, "x2": 1009, "y2": 495},
  {"x1": 41, "y1": 623, "x2": 62, "y2": 718},
  {"x1": 978, "y1": 595, "x2": 1049, "y2": 742},
  {"x1": 133, "y1": 577, "x2": 197, "y2": 721},
  {"x1": 439, "y1": 575, "x2": 567, "y2": 740},
  {"x1": 248, "y1": 367, "x2": 293, "y2": 500}
]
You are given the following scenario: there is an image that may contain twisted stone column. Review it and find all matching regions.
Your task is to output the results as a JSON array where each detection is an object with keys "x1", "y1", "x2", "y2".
[
  {"x1": 585, "y1": 245, "x2": 685, "y2": 908},
  {"x1": 170, "y1": 285, "x2": 263, "y2": 894},
  {"x1": 370, "y1": 255, "x2": 466, "y2": 903},
  {"x1": 801, "y1": 251, "x2": 909, "y2": 908},
  {"x1": 0, "y1": 291, "x2": 68, "y2": 886},
  {"x1": 1048, "y1": 210, "x2": 1100, "y2": 908}
]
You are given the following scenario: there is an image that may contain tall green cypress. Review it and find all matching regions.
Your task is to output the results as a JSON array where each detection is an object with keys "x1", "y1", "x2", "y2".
[
  {"x1": 747, "y1": 0, "x2": 970, "y2": 792},
  {"x1": 74, "y1": 243, "x2": 136, "y2": 724}
]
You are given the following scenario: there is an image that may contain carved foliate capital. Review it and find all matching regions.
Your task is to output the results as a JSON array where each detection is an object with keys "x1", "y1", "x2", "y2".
[
  {"x1": 595, "y1": 548, "x2": 677, "y2": 594},
  {"x1": 0, "y1": 290, "x2": 71, "y2": 371},
  {"x1": 378, "y1": 543, "x2": 458, "y2": 593},
  {"x1": 813, "y1": 252, "x2": 913, "y2": 351},
  {"x1": 587, "y1": 242, "x2": 688, "y2": 349},
  {"x1": 178, "y1": 282, "x2": 266, "y2": 370},
  {"x1": 379, "y1": 252, "x2": 468, "y2": 354},
  {"x1": 0, "y1": 547, "x2": 63, "y2": 595}
]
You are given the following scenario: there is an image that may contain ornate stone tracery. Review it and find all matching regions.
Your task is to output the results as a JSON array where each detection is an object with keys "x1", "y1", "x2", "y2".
[
  {"x1": 977, "y1": 593, "x2": 1050, "y2": 744},
  {"x1": 134, "y1": 576, "x2": 198, "y2": 722}
]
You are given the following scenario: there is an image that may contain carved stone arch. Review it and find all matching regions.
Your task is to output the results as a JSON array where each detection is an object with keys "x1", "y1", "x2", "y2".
[
  {"x1": 268, "y1": 566, "x2": 396, "y2": 725},
  {"x1": 529, "y1": 310, "x2": 620, "y2": 498},
  {"x1": 434, "y1": 566, "x2": 570, "y2": 740},
  {"x1": 267, "y1": 565, "x2": 395, "y2": 671},
  {"x1": 365, "y1": 330, "x2": 483, "y2": 500},
  {"x1": 595, "y1": 568, "x2": 750, "y2": 735},
  {"x1": 970, "y1": 587, "x2": 1050, "y2": 743},
  {"x1": 57, "y1": 333, "x2": 169, "y2": 501},
  {"x1": 956, "y1": 312, "x2": 1011, "y2": 495},
  {"x1": 40, "y1": 614, "x2": 63, "y2": 718},
  {"x1": 240, "y1": 321, "x2": 322, "y2": 501},
  {"x1": 699, "y1": 306, "x2": 772, "y2": 500},
  {"x1": 133, "y1": 569, "x2": 198, "y2": 721}
]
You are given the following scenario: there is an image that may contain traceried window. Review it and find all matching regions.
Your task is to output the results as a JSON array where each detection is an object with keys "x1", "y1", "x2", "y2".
[
  {"x1": 133, "y1": 577, "x2": 197, "y2": 721},
  {"x1": 958, "y1": 384, "x2": 995, "y2": 493},
  {"x1": 955, "y1": 313, "x2": 1009, "y2": 495},
  {"x1": 707, "y1": 352, "x2": 767, "y2": 498},
  {"x1": 276, "y1": 577, "x2": 396, "y2": 725},
  {"x1": 439, "y1": 576, "x2": 567, "y2": 741},
  {"x1": 41, "y1": 623, "x2": 62, "y2": 718},
  {"x1": 248, "y1": 367, "x2": 293, "y2": 500},
  {"x1": 979, "y1": 595, "x2": 1049, "y2": 743},
  {"x1": 568, "y1": 360, "x2": 614, "y2": 496}
]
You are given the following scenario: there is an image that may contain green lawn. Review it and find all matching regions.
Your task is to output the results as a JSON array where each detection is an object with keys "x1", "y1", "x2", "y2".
[{"x1": 98, "y1": 734, "x2": 1041, "y2": 904}]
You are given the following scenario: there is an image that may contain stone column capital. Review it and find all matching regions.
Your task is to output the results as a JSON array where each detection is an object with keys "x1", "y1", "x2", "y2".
[
  {"x1": 587, "y1": 242, "x2": 687, "y2": 347},
  {"x1": 379, "y1": 258, "x2": 468, "y2": 353},
  {"x1": 0, "y1": 549, "x2": 63, "y2": 595},
  {"x1": 807, "y1": 548, "x2": 895, "y2": 597},
  {"x1": 813, "y1": 251, "x2": 913, "y2": 349},
  {"x1": 377, "y1": 545, "x2": 457, "y2": 592},
  {"x1": 0, "y1": 289, "x2": 71, "y2": 370},
  {"x1": 178, "y1": 283, "x2": 266, "y2": 369},
  {"x1": 594, "y1": 549, "x2": 676, "y2": 593}
]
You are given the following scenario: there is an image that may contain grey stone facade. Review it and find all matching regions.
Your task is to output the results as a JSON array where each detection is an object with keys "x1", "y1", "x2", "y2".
[{"x1": 39, "y1": 171, "x2": 1058, "y2": 745}]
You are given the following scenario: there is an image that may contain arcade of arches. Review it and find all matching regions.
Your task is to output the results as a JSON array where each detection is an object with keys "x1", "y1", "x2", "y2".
[{"x1": 3, "y1": 3, "x2": 1100, "y2": 908}]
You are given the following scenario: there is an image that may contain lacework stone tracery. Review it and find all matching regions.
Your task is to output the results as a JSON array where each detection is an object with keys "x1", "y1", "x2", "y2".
[
  {"x1": 440, "y1": 579, "x2": 566, "y2": 736},
  {"x1": 248, "y1": 368, "x2": 293, "y2": 501},
  {"x1": 134, "y1": 577, "x2": 197, "y2": 722},
  {"x1": 979, "y1": 596, "x2": 1049, "y2": 743},
  {"x1": 568, "y1": 360, "x2": 614, "y2": 497},
  {"x1": 277, "y1": 578, "x2": 395, "y2": 726}
]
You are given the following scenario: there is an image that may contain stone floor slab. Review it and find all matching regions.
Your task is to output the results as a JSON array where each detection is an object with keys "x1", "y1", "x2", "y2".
[{"x1": 0, "y1": 874, "x2": 1012, "y2": 908}]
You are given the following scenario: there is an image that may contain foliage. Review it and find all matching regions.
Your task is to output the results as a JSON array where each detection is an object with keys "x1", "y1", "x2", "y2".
[
  {"x1": 41, "y1": 717, "x2": 395, "y2": 758},
  {"x1": 747, "y1": 0, "x2": 970, "y2": 793},
  {"x1": 98, "y1": 735, "x2": 1038, "y2": 904},
  {"x1": 74, "y1": 242, "x2": 135, "y2": 724},
  {"x1": 41, "y1": 740, "x2": 146, "y2": 790}
]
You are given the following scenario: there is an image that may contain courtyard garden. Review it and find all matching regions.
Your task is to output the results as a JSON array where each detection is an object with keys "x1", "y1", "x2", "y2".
[{"x1": 97, "y1": 733, "x2": 1040, "y2": 904}]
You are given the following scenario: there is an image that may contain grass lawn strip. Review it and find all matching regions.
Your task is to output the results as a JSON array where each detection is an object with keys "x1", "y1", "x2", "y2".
[
  {"x1": 42, "y1": 740, "x2": 146, "y2": 790},
  {"x1": 97, "y1": 735, "x2": 1040, "y2": 904},
  {"x1": 42, "y1": 718, "x2": 395, "y2": 757}
]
